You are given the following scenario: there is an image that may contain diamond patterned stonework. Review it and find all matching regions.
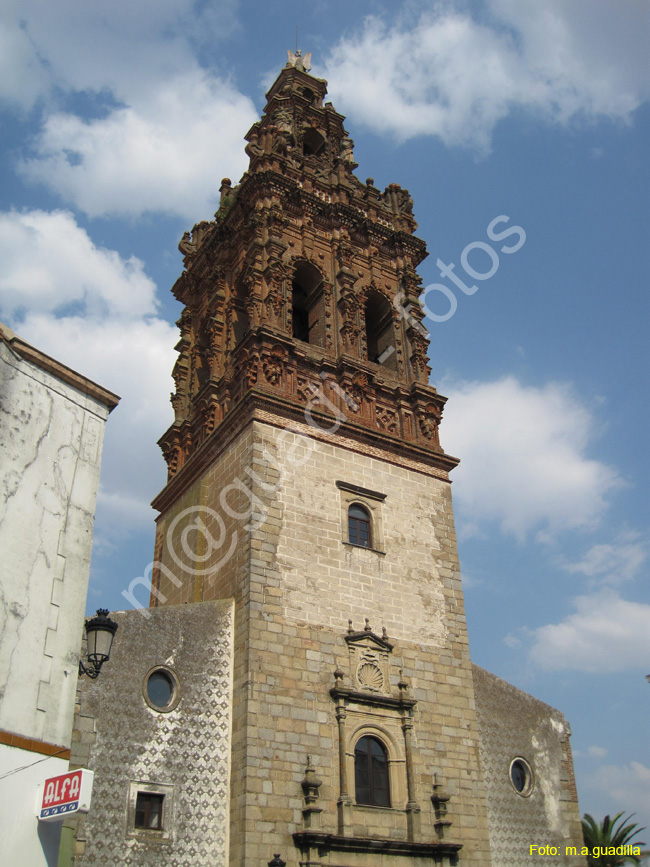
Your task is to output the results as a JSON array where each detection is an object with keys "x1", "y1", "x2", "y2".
[{"x1": 72, "y1": 601, "x2": 233, "y2": 866}]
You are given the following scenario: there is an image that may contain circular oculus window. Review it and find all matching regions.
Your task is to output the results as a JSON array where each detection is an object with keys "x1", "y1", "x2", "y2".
[
  {"x1": 509, "y1": 757, "x2": 534, "y2": 796},
  {"x1": 143, "y1": 666, "x2": 180, "y2": 713}
]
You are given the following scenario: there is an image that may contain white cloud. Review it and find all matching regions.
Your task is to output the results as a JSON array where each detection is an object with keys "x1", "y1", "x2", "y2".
[
  {"x1": 323, "y1": 0, "x2": 650, "y2": 149},
  {"x1": 0, "y1": 210, "x2": 177, "y2": 540},
  {"x1": 587, "y1": 745, "x2": 608, "y2": 759},
  {"x1": 440, "y1": 376, "x2": 620, "y2": 540},
  {"x1": 0, "y1": 210, "x2": 157, "y2": 317},
  {"x1": 2, "y1": 1, "x2": 254, "y2": 219},
  {"x1": 0, "y1": 0, "x2": 238, "y2": 110},
  {"x1": 585, "y1": 761, "x2": 650, "y2": 830},
  {"x1": 0, "y1": 18, "x2": 48, "y2": 108},
  {"x1": 561, "y1": 532, "x2": 647, "y2": 585},
  {"x1": 528, "y1": 589, "x2": 650, "y2": 673},
  {"x1": 20, "y1": 71, "x2": 256, "y2": 220}
]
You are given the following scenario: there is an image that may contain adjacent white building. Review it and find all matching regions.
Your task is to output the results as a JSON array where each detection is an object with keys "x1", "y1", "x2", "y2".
[{"x1": 0, "y1": 322, "x2": 118, "y2": 866}]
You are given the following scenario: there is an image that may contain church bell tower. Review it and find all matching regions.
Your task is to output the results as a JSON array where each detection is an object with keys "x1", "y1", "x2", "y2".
[{"x1": 150, "y1": 51, "x2": 494, "y2": 866}]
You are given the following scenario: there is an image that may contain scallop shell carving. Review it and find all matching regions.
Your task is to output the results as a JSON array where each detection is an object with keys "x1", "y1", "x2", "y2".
[{"x1": 357, "y1": 662, "x2": 383, "y2": 692}]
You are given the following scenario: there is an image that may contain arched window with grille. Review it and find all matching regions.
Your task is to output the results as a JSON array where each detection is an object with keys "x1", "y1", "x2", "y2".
[
  {"x1": 354, "y1": 735, "x2": 390, "y2": 807},
  {"x1": 348, "y1": 504, "x2": 371, "y2": 548}
]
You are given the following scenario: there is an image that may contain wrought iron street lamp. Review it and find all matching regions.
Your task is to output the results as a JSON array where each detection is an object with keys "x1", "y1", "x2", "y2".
[{"x1": 79, "y1": 609, "x2": 118, "y2": 679}]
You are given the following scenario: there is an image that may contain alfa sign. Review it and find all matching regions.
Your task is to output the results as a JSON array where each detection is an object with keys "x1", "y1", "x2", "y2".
[{"x1": 37, "y1": 769, "x2": 94, "y2": 821}]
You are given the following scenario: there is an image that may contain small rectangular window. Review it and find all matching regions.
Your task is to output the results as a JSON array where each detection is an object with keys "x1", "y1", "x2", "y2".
[{"x1": 135, "y1": 792, "x2": 164, "y2": 830}]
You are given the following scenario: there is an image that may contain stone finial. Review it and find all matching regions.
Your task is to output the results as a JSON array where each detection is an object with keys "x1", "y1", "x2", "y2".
[
  {"x1": 333, "y1": 666, "x2": 344, "y2": 684},
  {"x1": 382, "y1": 626, "x2": 389, "y2": 640},
  {"x1": 364, "y1": 618, "x2": 371, "y2": 632},
  {"x1": 398, "y1": 669, "x2": 409, "y2": 695},
  {"x1": 287, "y1": 49, "x2": 312, "y2": 72},
  {"x1": 347, "y1": 619, "x2": 354, "y2": 634},
  {"x1": 301, "y1": 756, "x2": 323, "y2": 804},
  {"x1": 268, "y1": 856, "x2": 286, "y2": 867},
  {"x1": 432, "y1": 773, "x2": 451, "y2": 819}
]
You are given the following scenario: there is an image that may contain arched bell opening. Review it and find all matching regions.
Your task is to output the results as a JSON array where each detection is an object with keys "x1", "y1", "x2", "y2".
[
  {"x1": 291, "y1": 261, "x2": 325, "y2": 347},
  {"x1": 365, "y1": 290, "x2": 397, "y2": 371},
  {"x1": 302, "y1": 127, "x2": 326, "y2": 157}
]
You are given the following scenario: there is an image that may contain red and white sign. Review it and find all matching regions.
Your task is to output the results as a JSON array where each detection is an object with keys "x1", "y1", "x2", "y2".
[{"x1": 37, "y1": 769, "x2": 94, "y2": 821}]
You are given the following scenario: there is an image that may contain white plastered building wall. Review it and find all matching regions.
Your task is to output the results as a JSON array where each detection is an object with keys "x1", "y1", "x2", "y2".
[{"x1": 0, "y1": 322, "x2": 118, "y2": 867}]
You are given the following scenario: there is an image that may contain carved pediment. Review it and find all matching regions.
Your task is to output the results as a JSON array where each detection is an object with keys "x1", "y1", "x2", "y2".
[{"x1": 344, "y1": 619, "x2": 393, "y2": 695}]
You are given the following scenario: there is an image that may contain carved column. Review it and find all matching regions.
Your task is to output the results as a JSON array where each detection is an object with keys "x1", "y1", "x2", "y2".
[
  {"x1": 399, "y1": 673, "x2": 421, "y2": 841},
  {"x1": 333, "y1": 668, "x2": 353, "y2": 834}
]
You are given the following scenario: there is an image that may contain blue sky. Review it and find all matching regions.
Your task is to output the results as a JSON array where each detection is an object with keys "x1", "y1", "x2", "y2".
[{"x1": 1, "y1": 0, "x2": 649, "y2": 836}]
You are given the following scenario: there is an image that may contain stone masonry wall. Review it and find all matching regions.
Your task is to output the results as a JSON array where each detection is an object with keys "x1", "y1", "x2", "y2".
[{"x1": 234, "y1": 418, "x2": 493, "y2": 866}]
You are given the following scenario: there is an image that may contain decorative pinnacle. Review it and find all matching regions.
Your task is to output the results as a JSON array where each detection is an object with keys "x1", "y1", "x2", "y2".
[{"x1": 364, "y1": 617, "x2": 371, "y2": 631}]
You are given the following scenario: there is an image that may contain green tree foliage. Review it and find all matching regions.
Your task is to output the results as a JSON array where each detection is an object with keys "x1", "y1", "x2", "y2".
[{"x1": 582, "y1": 812, "x2": 646, "y2": 866}]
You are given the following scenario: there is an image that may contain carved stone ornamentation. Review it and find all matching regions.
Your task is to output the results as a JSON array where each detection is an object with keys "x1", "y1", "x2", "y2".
[
  {"x1": 177, "y1": 307, "x2": 193, "y2": 337},
  {"x1": 239, "y1": 350, "x2": 259, "y2": 388},
  {"x1": 419, "y1": 403, "x2": 441, "y2": 440},
  {"x1": 356, "y1": 659, "x2": 384, "y2": 692},
  {"x1": 264, "y1": 285, "x2": 285, "y2": 319},
  {"x1": 343, "y1": 621, "x2": 393, "y2": 697},
  {"x1": 272, "y1": 107, "x2": 293, "y2": 134},
  {"x1": 297, "y1": 375, "x2": 319, "y2": 403},
  {"x1": 410, "y1": 329, "x2": 431, "y2": 378},
  {"x1": 244, "y1": 292, "x2": 261, "y2": 327},
  {"x1": 336, "y1": 240, "x2": 355, "y2": 269},
  {"x1": 340, "y1": 137, "x2": 355, "y2": 166},
  {"x1": 376, "y1": 406, "x2": 398, "y2": 433},
  {"x1": 340, "y1": 321, "x2": 360, "y2": 351},
  {"x1": 321, "y1": 281, "x2": 334, "y2": 350},
  {"x1": 267, "y1": 203, "x2": 289, "y2": 235},
  {"x1": 178, "y1": 220, "x2": 211, "y2": 258},
  {"x1": 338, "y1": 289, "x2": 358, "y2": 318},
  {"x1": 161, "y1": 439, "x2": 182, "y2": 477},
  {"x1": 262, "y1": 346, "x2": 284, "y2": 385},
  {"x1": 348, "y1": 372, "x2": 369, "y2": 411}
]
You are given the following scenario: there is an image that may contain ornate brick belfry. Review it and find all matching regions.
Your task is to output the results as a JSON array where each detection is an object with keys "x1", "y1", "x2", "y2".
[{"x1": 158, "y1": 53, "x2": 454, "y2": 486}]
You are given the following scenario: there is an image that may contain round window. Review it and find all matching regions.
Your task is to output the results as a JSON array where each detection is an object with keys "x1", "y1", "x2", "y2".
[
  {"x1": 143, "y1": 666, "x2": 180, "y2": 712},
  {"x1": 509, "y1": 757, "x2": 533, "y2": 796}
]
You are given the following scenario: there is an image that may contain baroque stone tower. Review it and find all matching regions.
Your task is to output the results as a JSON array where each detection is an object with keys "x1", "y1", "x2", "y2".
[
  {"x1": 150, "y1": 52, "x2": 491, "y2": 866},
  {"x1": 67, "y1": 53, "x2": 586, "y2": 867}
]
